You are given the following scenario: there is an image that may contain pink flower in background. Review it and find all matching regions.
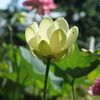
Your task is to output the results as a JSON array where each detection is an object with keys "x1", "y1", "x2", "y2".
[
  {"x1": 23, "y1": 0, "x2": 57, "y2": 15},
  {"x1": 23, "y1": 0, "x2": 38, "y2": 10},
  {"x1": 88, "y1": 78, "x2": 100, "y2": 95}
]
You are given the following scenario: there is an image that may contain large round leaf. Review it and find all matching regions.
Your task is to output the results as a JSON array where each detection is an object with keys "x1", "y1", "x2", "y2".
[{"x1": 55, "y1": 44, "x2": 99, "y2": 78}]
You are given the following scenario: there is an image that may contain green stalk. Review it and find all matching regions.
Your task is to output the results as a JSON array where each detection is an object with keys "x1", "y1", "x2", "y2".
[
  {"x1": 8, "y1": 25, "x2": 20, "y2": 100},
  {"x1": 72, "y1": 78, "x2": 76, "y2": 100},
  {"x1": 43, "y1": 58, "x2": 51, "y2": 100}
]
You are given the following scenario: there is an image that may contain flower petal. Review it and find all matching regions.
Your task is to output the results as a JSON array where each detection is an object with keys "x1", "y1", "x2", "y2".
[
  {"x1": 32, "y1": 49, "x2": 43, "y2": 58},
  {"x1": 29, "y1": 22, "x2": 38, "y2": 34},
  {"x1": 66, "y1": 26, "x2": 79, "y2": 49},
  {"x1": 50, "y1": 29, "x2": 67, "y2": 53},
  {"x1": 53, "y1": 48, "x2": 68, "y2": 60},
  {"x1": 25, "y1": 22, "x2": 39, "y2": 41},
  {"x1": 47, "y1": 17, "x2": 69, "y2": 38},
  {"x1": 64, "y1": 45, "x2": 74, "y2": 58},
  {"x1": 38, "y1": 40, "x2": 52, "y2": 56},
  {"x1": 27, "y1": 36, "x2": 39, "y2": 50},
  {"x1": 47, "y1": 22, "x2": 58, "y2": 38},
  {"x1": 25, "y1": 26, "x2": 35, "y2": 42},
  {"x1": 55, "y1": 17, "x2": 69, "y2": 33},
  {"x1": 38, "y1": 17, "x2": 53, "y2": 39}
]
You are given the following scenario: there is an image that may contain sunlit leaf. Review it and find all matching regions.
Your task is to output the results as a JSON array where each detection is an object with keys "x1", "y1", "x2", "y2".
[{"x1": 55, "y1": 44, "x2": 99, "y2": 78}]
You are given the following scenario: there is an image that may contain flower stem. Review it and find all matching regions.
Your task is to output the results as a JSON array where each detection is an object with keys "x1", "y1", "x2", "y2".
[
  {"x1": 43, "y1": 58, "x2": 51, "y2": 100},
  {"x1": 72, "y1": 78, "x2": 76, "y2": 100}
]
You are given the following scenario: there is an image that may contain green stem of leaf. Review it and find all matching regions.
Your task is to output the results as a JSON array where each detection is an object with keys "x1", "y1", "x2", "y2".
[
  {"x1": 72, "y1": 78, "x2": 76, "y2": 100},
  {"x1": 43, "y1": 58, "x2": 51, "y2": 100}
]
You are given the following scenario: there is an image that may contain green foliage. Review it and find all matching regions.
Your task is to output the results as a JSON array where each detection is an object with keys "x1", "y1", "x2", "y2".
[
  {"x1": 55, "y1": 44, "x2": 99, "y2": 78},
  {"x1": 0, "y1": 42, "x2": 99, "y2": 99}
]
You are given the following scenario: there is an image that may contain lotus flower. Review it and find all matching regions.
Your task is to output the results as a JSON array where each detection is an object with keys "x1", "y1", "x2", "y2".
[
  {"x1": 88, "y1": 78, "x2": 100, "y2": 95},
  {"x1": 23, "y1": 0, "x2": 57, "y2": 15},
  {"x1": 25, "y1": 17, "x2": 79, "y2": 60}
]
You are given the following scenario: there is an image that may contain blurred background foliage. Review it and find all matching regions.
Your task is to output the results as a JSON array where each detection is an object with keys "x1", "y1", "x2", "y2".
[{"x1": 0, "y1": 0, "x2": 100, "y2": 100}]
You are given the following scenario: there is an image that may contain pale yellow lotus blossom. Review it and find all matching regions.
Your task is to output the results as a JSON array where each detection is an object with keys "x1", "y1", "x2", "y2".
[{"x1": 25, "y1": 17, "x2": 79, "y2": 60}]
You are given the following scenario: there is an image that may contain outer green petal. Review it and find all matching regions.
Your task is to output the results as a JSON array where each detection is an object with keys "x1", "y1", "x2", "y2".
[
  {"x1": 27, "y1": 36, "x2": 39, "y2": 50},
  {"x1": 31, "y1": 49, "x2": 43, "y2": 58},
  {"x1": 53, "y1": 45, "x2": 74, "y2": 60},
  {"x1": 50, "y1": 29, "x2": 67, "y2": 53},
  {"x1": 38, "y1": 17, "x2": 53, "y2": 39},
  {"x1": 47, "y1": 17, "x2": 69, "y2": 38},
  {"x1": 64, "y1": 45, "x2": 74, "y2": 58},
  {"x1": 53, "y1": 48, "x2": 68, "y2": 60},
  {"x1": 38, "y1": 40, "x2": 52, "y2": 56},
  {"x1": 66, "y1": 26, "x2": 79, "y2": 49}
]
